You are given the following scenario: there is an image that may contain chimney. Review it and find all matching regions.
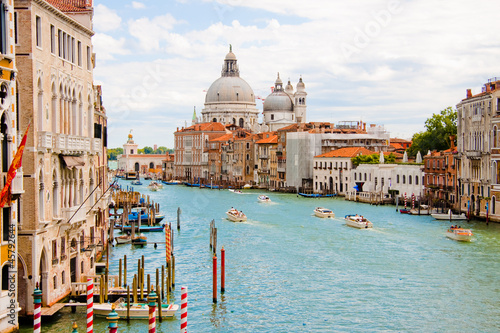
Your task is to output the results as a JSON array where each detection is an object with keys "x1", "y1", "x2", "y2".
[
  {"x1": 466, "y1": 89, "x2": 472, "y2": 98},
  {"x1": 486, "y1": 84, "x2": 491, "y2": 92},
  {"x1": 449, "y1": 135, "x2": 456, "y2": 150},
  {"x1": 363, "y1": 123, "x2": 366, "y2": 131}
]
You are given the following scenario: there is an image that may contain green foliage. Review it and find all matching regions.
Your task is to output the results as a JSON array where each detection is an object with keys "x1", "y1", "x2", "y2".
[
  {"x1": 351, "y1": 153, "x2": 396, "y2": 166},
  {"x1": 107, "y1": 148, "x2": 123, "y2": 160},
  {"x1": 138, "y1": 146, "x2": 173, "y2": 154},
  {"x1": 407, "y1": 107, "x2": 457, "y2": 157}
]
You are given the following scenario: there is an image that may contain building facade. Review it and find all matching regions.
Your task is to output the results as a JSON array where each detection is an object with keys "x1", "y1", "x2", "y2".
[
  {"x1": 117, "y1": 133, "x2": 165, "y2": 177},
  {"x1": 456, "y1": 79, "x2": 499, "y2": 219},
  {"x1": 0, "y1": 0, "x2": 21, "y2": 330},
  {"x1": 16, "y1": 0, "x2": 106, "y2": 315}
]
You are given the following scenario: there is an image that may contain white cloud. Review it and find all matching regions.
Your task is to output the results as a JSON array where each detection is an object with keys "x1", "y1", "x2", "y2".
[
  {"x1": 93, "y1": 4, "x2": 122, "y2": 32},
  {"x1": 95, "y1": 0, "x2": 500, "y2": 148},
  {"x1": 131, "y1": 1, "x2": 146, "y2": 9}
]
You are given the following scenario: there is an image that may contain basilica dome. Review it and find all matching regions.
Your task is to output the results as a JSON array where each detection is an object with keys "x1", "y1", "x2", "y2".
[
  {"x1": 205, "y1": 76, "x2": 255, "y2": 104},
  {"x1": 263, "y1": 74, "x2": 293, "y2": 112}
]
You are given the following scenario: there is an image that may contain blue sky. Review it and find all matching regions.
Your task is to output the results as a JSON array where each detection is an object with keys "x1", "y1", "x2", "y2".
[{"x1": 93, "y1": 0, "x2": 500, "y2": 149}]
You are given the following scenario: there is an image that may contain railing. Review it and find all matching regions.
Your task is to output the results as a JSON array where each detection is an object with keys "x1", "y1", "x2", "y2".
[
  {"x1": 38, "y1": 132, "x2": 100, "y2": 154},
  {"x1": 259, "y1": 154, "x2": 269, "y2": 159}
]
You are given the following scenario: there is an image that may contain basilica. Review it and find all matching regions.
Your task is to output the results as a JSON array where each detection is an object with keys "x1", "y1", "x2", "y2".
[{"x1": 199, "y1": 46, "x2": 307, "y2": 131}]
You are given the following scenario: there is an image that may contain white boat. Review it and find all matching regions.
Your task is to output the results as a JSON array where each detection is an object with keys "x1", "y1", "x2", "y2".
[
  {"x1": 314, "y1": 207, "x2": 335, "y2": 218},
  {"x1": 410, "y1": 205, "x2": 430, "y2": 215},
  {"x1": 229, "y1": 189, "x2": 243, "y2": 194},
  {"x1": 431, "y1": 210, "x2": 467, "y2": 220},
  {"x1": 243, "y1": 184, "x2": 252, "y2": 189},
  {"x1": 226, "y1": 209, "x2": 247, "y2": 222},
  {"x1": 344, "y1": 215, "x2": 372, "y2": 229},
  {"x1": 148, "y1": 183, "x2": 159, "y2": 191},
  {"x1": 258, "y1": 195, "x2": 271, "y2": 203},
  {"x1": 93, "y1": 300, "x2": 179, "y2": 319},
  {"x1": 446, "y1": 227, "x2": 473, "y2": 242}
]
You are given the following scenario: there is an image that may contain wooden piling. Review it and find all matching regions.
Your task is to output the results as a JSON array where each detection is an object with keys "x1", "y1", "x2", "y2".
[
  {"x1": 147, "y1": 274, "x2": 151, "y2": 295},
  {"x1": 156, "y1": 269, "x2": 159, "y2": 293},
  {"x1": 124, "y1": 255, "x2": 127, "y2": 287},
  {"x1": 156, "y1": 284, "x2": 162, "y2": 323},
  {"x1": 126, "y1": 285, "x2": 130, "y2": 322},
  {"x1": 140, "y1": 268, "x2": 144, "y2": 300},
  {"x1": 172, "y1": 254, "x2": 175, "y2": 289},
  {"x1": 161, "y1": 265, "x2": 165, "y2": 299},
  {"x1": 119, "y1": 258, "x2": 122, "y2": 288},
  {"x1": 132, "y1": 275, "x2": 137, "y2": 303},
  {"x1": 177, "y1": 207, "x2": 181, "y2": 230}
]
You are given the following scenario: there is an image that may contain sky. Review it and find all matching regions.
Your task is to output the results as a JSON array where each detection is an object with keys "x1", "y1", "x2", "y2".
[{"x1": 92, "y1": 0, "x2": 500, "y2": 149}]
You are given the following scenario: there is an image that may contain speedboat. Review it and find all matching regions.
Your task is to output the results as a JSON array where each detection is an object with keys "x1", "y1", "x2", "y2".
[
  {"x1": 258, "y1": 195, "x2": 271, "y2": 202},
  {"x1": 93, "y1": 298, "x2": 179, "y2": 319},
  {"x1": 446, "y1": 226, "x2": 473, "y2": 242},
  {"x1": 243, "y1": 184, "x2": 252, "y2": 189},
  {"x1": 229, "y1": 189, "x2": 243, "y2": 194},
  {"x1": 431, "y1": 210, "x2": 467, "y2": 220},
  {"x1": 314, "y1": 207, "x2": 335, "y2": 218},
  {"x1": 226, "y1": 209, "x2": 247, "y2": 222},
  {"x1": 399, "y1": 208, "x2": 411, "y2": 214},
  {"x1": 344, "y1": 215, "x2": 372, "y2": 229},
  {"x1": 148, "y1": 182, "x2": 159, "y2": 191},
  {"x1": 131, "y1": 179, "x2": 142, "y2": 186}
]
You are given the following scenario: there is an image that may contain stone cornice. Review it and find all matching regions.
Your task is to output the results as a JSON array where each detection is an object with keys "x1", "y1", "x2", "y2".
[{"x1": 32, "y1": 0, "x2": 94, "y2": 37}]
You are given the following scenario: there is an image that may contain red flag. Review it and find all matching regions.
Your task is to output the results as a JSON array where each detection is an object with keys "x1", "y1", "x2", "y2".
[{"x1": 0, "y1": 123, "x2": 30, "y2": 207}]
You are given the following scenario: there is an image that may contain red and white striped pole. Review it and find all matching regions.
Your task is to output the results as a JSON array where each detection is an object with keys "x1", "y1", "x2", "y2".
[
  {"x1": 87, "y1": 278, "x2": 94, "y2": 333},
  {"x1": 180, "y1": 286, "x2": 187, "y2": 333},
  {"x1": 404, "y1": 193, "x2": 407, "y2": 208},
  {"x1": 412, "y1": 193, "x2": 415, "y2": 209},
  {"x1": 148, "y1": 288, "x2": 157, "y2": 333},
  {"x1": 33, "y1": 283, "x2": 42, "y2": 333}
]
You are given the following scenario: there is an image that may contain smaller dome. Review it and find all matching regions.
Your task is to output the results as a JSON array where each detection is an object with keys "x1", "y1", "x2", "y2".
[
  {"x1": 128, "y1": 133, "x2": 133, "y2": 139},
  {"x1": 285, "y1": 80, "x2": 293, "y2": 94},
  {"x1": 297, "y1": 77, "x2": 305, "y2": 90},
  {"x1": 263, "y1": 91, "x2": 293, "y2": 112},
  {"x1": 275, "y1": 73, "x2": 283, "y2": 86},
  {"x1": 225, "y1": 51, "x2": 237, "y2": 61}
]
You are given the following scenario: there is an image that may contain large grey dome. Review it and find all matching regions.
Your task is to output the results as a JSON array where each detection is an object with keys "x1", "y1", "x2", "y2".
[
  {"x1": 205, "y1": 76, "x2": 255, "y2": 104},
  {"x1": 263, "y1": 91, "x2": 293, "y2": 112}
]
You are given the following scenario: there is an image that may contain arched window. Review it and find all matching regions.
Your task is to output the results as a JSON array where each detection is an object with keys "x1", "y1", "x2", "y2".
[
  {"x1": 1, "y1": 113, "x2": 8, "y2": 173},
  {"x1": 402, "y1": 175, "x2": 406, "y2": 184},
  {"x1": 493, "y1": 197, "x2": 496, "y2": 215},
  {"x1": 51, "y1": 83, "x2": 57, "y2": 132},
  {"x1": 232, "y1": 118, "x2": 236, "y2": 124},
  {"x1": 246, "y1": 165, "x2": 249, "y2": 174},
  {"x1": 134, "y1": 162, "x2": 139, "y2": 172},
  {"x1": 239, "y1": 118, "x2": 244, "y2": 128},
  {"x1": 52, "y1": 170, "x2": 58, "y2": 217},
  {"x1": 415, "y1": 175, "x2": 419, "y2": 185},
  {"x1": 212, "y1": 118, "x2": 217, "y2": 122},
  {"x1": 409, "y1": 175, "x2": 412, "y2": 184},
  {"x1": 149, "y1": 162, "x2": 154, "y2": 169},
  {"x1": 39, "y1": 170, "x2": 44, "y2": 221},
  {"x1": 396, "y1": 175, "x2": 400, "y2": 183}
]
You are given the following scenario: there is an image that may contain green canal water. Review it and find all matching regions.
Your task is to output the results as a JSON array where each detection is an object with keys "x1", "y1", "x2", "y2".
[{"x1": 21, "y1": 181, "x2": 500, "y2": 332}]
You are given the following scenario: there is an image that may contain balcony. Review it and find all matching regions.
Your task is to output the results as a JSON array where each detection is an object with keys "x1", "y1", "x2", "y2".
[
  {"x1": 277, "y1": 167, "x2": 285, "y2": 173},
  {"x1": 38, "y1": 132, "x2": 98, "y2": 154},
  {"x1": 464, "y1": 150, "x2": 481, "y2": 159},
  {"x1": 259, "y1": 154, "x2": 269, "y2": 159},
  {"x1": 38, "y1": 131, "x2": 54, "y2": 151},
  {"x1": 62, "y1": 206, "x2": 87, "y2": 224},
  {"x1": 258, "y1": 168, "x2": 270, "y2": 174}
]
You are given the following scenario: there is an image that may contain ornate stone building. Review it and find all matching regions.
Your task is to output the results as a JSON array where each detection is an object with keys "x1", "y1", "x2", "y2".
[{"x1": 16, "y1": 0, "x2": 109, "y2": 315}]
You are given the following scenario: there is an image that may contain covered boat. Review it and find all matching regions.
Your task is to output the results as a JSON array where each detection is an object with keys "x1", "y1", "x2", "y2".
[
  {"x1": 226, "y1": 208, "x2": 247, "y2": 222},
  {"x1": 115, "y1": 234, "x2": 147, "y2": 245},
  {"x1": 94, "y1": 299, "x2": 179, "y2": 319},
  {"x1": 431, "y1": 210, "x2": 467, "y2": 220},
  {"x1": 410, "y1": 205, "x2": 430, "y2": 215},
  {"x1": 314, "y1": 207, "x2": 335, "y2": 218},
  {"x1": 344, "y1": 215, "x2": 372, "y2": 229}
]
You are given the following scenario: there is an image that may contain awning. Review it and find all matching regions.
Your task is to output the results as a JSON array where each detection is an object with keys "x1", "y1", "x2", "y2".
[{"x1": 61, "y1": 155, "x2": 85, "y2": 169}]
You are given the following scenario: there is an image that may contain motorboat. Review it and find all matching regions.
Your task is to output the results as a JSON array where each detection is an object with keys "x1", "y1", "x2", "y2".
[
  {"x1": 127, "y1": 210, "x2": 165, "y2": 224},
  {"x1": 115, "y1": 224, "x2": 165, "y2": 232},
  {"x1": 431, "y1": 210, "x2": 467, "y2": 220},
  {"x1": 163, "y1": 180, "x2": 182, "y2": 185},
  {"x1": 344, "y1": 215, "x2": 372, "y2": 229},
  {"x1": 226, "y1": 208, "x2": 247, "y2": 222},
  {"x1": 229, "y1": 189, "x2": 243, "y2": 194},
  {"x1": 243, "y1": 184, "x2": 252, "y2": 189},
  {"x1": 131, "y1": 179, "x2": 142, "y2": 186},
  {"x1": 258, "y1": 195, "x2": 271, "y2": 203},
  {"x1": 314, "y1": 207, "x2": 335, "y2": 218},
  {"x1": 399, "y1": 208, "x2": 411, "y2": 214},
  {"x1": 410, "y1": 205, "x2": 430, "y2": 215},
  {"x1": 93, "y1": 299, "x2": 179, "y2": 319},
  {"x1": 298, "y1": 192, "x2": 335, "y2": 198},
  {"x1": 446, "y1": 226, "x2": 473, "y2": 242},
  {"x1": 148, "y1": 183, "x2": 159, "y2": 191}
]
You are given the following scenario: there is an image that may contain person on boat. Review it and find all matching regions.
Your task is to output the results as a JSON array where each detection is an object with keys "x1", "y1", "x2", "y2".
[{"x1": 360, "y1": 215, "x2": 365, "y2": 221}]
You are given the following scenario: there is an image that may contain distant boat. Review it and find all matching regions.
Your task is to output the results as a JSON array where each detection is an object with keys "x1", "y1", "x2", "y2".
[
  {"x1": 125, "y1": 171, "x2": 138, "y2": 180},
  {"x1": 226, "y1": 208, "x2": 247, "y2": 222},
  {"x1": 399, "y1": 208, "x2": 411, "y2": 214},
  {"x1": 258, "y1": 195, "x2": 271, "y2": 203},
  {"x1": 162, "y1": 180, "x2": 183, "y2": 185},
  {"x1": 114, "y1": 225, "x2": 165, "y2": 232},
  {"x1": 229, "y1": 189, "x2": 243, "y2": 194},
  {"x1": 446, "y1": 226, "x2": 473, "y2": 242},
  {"x1": 314, "y1": 207, "x2": 335, "y2": 218},
  {"x1": 431, "y1": 210, "x2": 467, "y2": 220},
  {"x1": 298, "y1": 193, "x2": 335, "y2": 198},
  {"x1": 184, "y1": 183, "x2": 200, "y2": 187},
  {"x1": 131, "y1": 179, "x2": 142, "y2": 186},
  {"x1": 344, "y1": 215, "x2": 372, "y2": 229}
]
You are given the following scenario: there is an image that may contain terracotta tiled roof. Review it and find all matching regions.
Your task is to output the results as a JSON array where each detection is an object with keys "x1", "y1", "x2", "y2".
[
  {"x1": 315, "y1": 147, "x2": 375, "y2": 158},
  {"x1": 177, "y1": 122, "x2": 226, "y2": 133},
  {"x1": 256, "y1": 135, "x2": 278, "y2": 144},
  {"x1": 390, "y1": 138, "x2": 412, "y2": 144},
  {"x1": 210, "y1": 133, "x2": 233, "y2": 142},
  {"x1": 390, "y1": 142, "x2": 404, "y2": 150},
  {"x1": 46, "y1": 0, "x2": 91, "y2": 12}
]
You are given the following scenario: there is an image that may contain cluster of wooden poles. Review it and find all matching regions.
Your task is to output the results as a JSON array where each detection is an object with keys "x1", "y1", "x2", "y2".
[{"x1": 210, "y1": 220, "x2": 225, "y2": 303}]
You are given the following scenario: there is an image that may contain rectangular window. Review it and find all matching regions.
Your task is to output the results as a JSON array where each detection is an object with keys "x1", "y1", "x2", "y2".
[
  {"x1": 62, "y1": 32, "x2": 67, "y2": 59},
  {"x1": 52, "y1": 240, "x2": 57, "y2": 259},
  {"x1": 86, "y1": 46, "x2": 91, "y2": 70},
  {"x1": 50, "y1": 25, "x2": 55, "y2": 53},
  {"x1": 71, "y1": 37, "x2": 75, "y2": 63},
  {"x1": 14, "y1": 12, "x2": 18, "y2": 46},
  {"x1": 2, "y1": 207, "x2": 10, "y2": 242},
  {"x1": 58, "y1": 29, "x2": 62, "y2": 57},
  {"x1": 35, "y1": 16, "x2": 42, "y2": 47},
  {"x1": 77, "y1": 41, "x2": 82, "y2": 66},
  {"x1": 61, "y1": 237, "x2": 66, "y2": 256},
  {"x1": 0, "y1": 3, "x2": 6, "y2": 53}
]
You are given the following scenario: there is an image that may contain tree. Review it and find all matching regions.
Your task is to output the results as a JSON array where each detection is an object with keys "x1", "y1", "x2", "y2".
[
  {"x1": 154, "y1": 146, "x2": 168, "y2": 154},
  {"x1": 351, "y1": 153, "x2": 397, "y2": 166},
  {"x1": 107, "y1": 147, "x2": 123, "y2": 160},
  {"x1": 141, "y1": 146, "x2": 154, "y2": 154},
  {"x1": 407, "y1": 107, "x2": 457, "y2": 157}
]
